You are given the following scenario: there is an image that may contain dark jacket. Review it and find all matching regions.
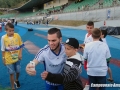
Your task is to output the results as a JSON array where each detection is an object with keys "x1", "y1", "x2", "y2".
[{"x1": 45, "y1": 53, "x2": 84, "y2": 90}]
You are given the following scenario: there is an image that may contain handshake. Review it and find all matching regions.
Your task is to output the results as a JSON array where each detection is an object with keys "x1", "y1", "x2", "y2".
[{"x1": 79, "y1": 44, "x2": 85, "y2": 52}]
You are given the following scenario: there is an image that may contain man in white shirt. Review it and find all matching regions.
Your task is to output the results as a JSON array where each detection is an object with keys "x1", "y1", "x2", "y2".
[
  {"x1": 79, "y1": 21, "x2": 94, "y2": 90},
  {"x1": 80, "y1": 21, "x2": 94, "y2": 50},
  {"x1": 83, "y1": 28, "x2": 111, "y2": 90},
  {"x1": 26, "y1": 28, "x2": 67, "y2": 90}
]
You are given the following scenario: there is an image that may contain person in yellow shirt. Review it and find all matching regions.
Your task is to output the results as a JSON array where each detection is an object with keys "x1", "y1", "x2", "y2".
[{"x1": 1, "y1": 23, "x2": 24, "y2": 90}]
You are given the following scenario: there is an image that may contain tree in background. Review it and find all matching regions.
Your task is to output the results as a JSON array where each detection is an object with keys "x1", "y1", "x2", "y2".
[{"x1": 0, "y1": 0, "x2": 29, "y2": 8}]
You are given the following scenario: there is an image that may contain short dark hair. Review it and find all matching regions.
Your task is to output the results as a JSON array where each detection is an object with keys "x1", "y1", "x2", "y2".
[
  {"x1": 5, "y1": 23, "x2": 14, "y2": 30},
  {"x1": 92, "y1": 28, "x2": 101, "y2": 39},
  {"x1": 48, "y1": 28, "x2": 62, "y2": 38},
  {"x1": 101, "y1": 30, "x2": 107, "y2": 38},
  {"x1": 87, "y1": 21, "x2": 94, "y2": 26}
]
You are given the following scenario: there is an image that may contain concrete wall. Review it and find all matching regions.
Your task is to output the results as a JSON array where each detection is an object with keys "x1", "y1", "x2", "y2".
[
  {"x1": 78, "y1": 20, "x2": 120, "y2": 30},
  {"x1": 51, "y1": 6, "x2": 120, "y2": 21}
]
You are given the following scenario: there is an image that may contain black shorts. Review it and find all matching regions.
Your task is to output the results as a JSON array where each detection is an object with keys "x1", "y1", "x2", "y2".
[{"x1": 107, "y1": 61, "x2": 110, "y2": 67}]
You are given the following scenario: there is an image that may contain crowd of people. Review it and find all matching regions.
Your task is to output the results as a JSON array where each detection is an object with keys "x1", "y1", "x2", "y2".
[
  {"x1": 38, "y1": 3, "x2": 69, "y2": 16},
  {"x1": 1, "y1": 21, "x2": 114, "y2": 90}
]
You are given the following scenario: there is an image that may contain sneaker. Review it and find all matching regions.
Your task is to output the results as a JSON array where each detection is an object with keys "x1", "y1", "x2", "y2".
[
  {"x1": 83, "y1": 85, "x2": 89, "y2": 90},
  {"x1": 14, "y1": 81, "x2": 20, "y2": 88},
  {"x1": 107, "y1": 78, "x2": 114, "y2": 83}
]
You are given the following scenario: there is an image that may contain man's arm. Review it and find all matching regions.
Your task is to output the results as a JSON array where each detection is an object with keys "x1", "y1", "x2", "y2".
[
  {"x1": 2, "y1": 51, "x2": 5, "y2": 65},
  {"x1": 84, "y1": 59, "x2": 87, "y2": 70},
  {"x1": 105, "y1": 44, "x2": 111, "y2": 62},
  {"x1": 41, "y1": 65, "x2": 81, "y2": 84},
  {"x1": 79, "y1": 44, "x2": 85, "y2": 49},
  {"x1": 79, "y1": 44, "x2": 85, "y2": 48},
  {"x1": 18, "y1": 48, "x2": 22, "y2": 60},
  {"x1": 83, "y1": 45, "x2": 88, "y2": 70},
  {"x1": 26, "y1": 46, "x2": 45, "y2": 76},
  {"x1": 33, "y1": 59, "x2": 39, "y2": 66}
]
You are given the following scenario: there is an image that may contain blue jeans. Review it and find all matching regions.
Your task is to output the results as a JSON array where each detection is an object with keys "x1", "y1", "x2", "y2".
[
  {"x1": 6, "y1": 60, "x2": 21, "y2": 74},
  {"x1": 45, "y1": 82, "x2": 64, "y2": 90},
  {"x1": 88, "y1": 75, "x2": 106, "y2": 90}
]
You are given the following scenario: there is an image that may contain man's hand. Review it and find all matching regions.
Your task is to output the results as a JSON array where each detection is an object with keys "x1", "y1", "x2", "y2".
[
  {"x1": 79, "y1": 44, "x2": 85, "y2": 49},
  {"x1": 79, "y1": 44, "x2": 85, "y2": 53},
  {"x1": 26, "y1": 63, "x2": 36, "y2": 76},
  {"x1": 41, "y1": 71, "x2": 49, "y2": 80}
]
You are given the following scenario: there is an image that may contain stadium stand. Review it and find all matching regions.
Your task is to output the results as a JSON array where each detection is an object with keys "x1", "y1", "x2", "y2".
[
  {"x1": 103, "y1": 0, "x2": 113, "y2": 8},
  {"x1": 0, "y1": 0, "x2": 120, "y2": 21},
  {"x1": 40, "y1": 6, "x2": 61, "y2": 15},
  {"x1": 1, "y1": 0, "x2": 119, "y2": 19},
  {"x1": 16, "y1": 11, "x2": 39, "y2": 18},
  {"x1": 0, "y1": 13, "x2": 15, "y2": 18},
  {"x1": 63, "y1": 0, "x2": 99, "y2": 12}
]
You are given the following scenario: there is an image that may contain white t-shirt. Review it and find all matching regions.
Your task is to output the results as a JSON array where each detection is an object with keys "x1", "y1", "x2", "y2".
[
  {"x1": 102, "y1": 38, "x2": 107, "y2": 43},
  {"x1": 84, "y1": 33, "x2": 93, "y2": 44},
  {"x1": 1, "y1": 35, "x2": 6, "y2": 51},
  {"x1": 35, "y1": 44, "x2": 67, "y2": 85},
  {"x1": 83, "y1": 41, "x2": 111, "y2": 76},
  {"x1": 1, "y1": 35, "x2": 14, "y2": 51},
  {"x1": 34, "y1": 44, "x2": 67, "y2": 74}
]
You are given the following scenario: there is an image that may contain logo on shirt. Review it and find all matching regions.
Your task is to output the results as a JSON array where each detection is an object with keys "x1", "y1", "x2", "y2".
[{"x1": 49, "y1": 62, "x2": 65, "y2": 67}]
